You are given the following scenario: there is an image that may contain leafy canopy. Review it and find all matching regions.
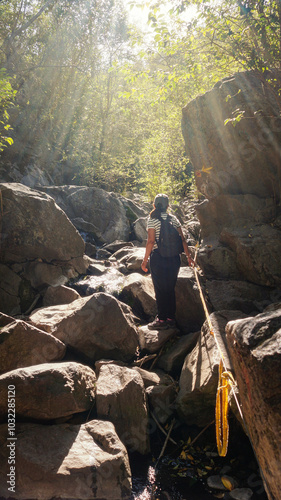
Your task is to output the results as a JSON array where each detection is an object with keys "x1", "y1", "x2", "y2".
[{"x1": 0, "y1": 0, "x2": 280, "y2": 199}]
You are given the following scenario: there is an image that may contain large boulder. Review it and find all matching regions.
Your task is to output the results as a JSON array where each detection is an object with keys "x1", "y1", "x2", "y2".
[
  {"x1": 96, "y1": 363, "x2": 150, "y2": 454},
  {"x1": 38, "y1": 185, "x2": 131, "y2": 244},
  {"x1": 0, "y1": 320, "x2": 66, "y2": 374},
  {"x1": 176, "y1": 311, "x2": 246, "y2": 427},
  {"x1": 0, "y1": 362, "x2": 96, "y2": 421},
  {"x1": 196, "y1": 194, "x2": 276, "y2": 240},
  {"x1": 220, "y1": 225, "x2": 281, "y2": 287},
  {"x1": 175, "y1": 267, "x2": 206, "y2": 333},
  {"x1": 206, "y1": 280, "x2": 276, "y2": 314},
  {"x1": 0, "y1": 183, "x2": 85, "y2": 264},
  {"x1": 181, "y1": 71, "x2": 281, "y2": 292},
  {"x1": 182, "y1": 71, "x2": 281, "y2": 200},
  {"x1": 226, "y1": 307, "x2": 281, "y2": 500},
  {"x1": 30, "y1": 293, "x2": 139, "y2": 363},
  {"x1": 0, "y1": 420, "x2": 132, "y2": 499}
]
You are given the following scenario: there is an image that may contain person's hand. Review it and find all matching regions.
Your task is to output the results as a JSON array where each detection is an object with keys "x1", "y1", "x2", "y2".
[{"x1": 141, "y1": 260, "x2": 148, "y2": 273}]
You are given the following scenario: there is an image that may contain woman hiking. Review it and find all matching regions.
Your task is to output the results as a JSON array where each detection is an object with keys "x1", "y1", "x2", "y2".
[{"x1": 141, "y1": 193, "x2": 194, "y2": 330}]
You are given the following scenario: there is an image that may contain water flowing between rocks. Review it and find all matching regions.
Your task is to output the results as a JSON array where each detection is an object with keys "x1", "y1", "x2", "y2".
[{"x1": 130, "y1": 459, "x2": 214, "y2": 500}]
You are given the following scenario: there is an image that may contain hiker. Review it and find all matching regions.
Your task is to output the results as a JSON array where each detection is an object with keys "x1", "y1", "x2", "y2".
[{"x1": 141, "y1": 193, "x2": 194, "y2": 330}]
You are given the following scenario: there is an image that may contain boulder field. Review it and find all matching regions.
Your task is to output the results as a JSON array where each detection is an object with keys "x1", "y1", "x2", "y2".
[{"x1": 0, "y1": 69, "x2": 281, "y2": 499}]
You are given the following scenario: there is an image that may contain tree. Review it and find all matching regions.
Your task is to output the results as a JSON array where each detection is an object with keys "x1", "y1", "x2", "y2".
[
  {"x1": 0, "y1": 0, "x2": 135, "y2": 181},
  {"x1": 143, "y1": 0, "x2": 281, "y2": 98}
]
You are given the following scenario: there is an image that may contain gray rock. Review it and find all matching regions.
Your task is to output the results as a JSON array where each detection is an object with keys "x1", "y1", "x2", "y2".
[
  {"x1": 196, "y1": 242, "x2": 243, "y2": 281},
  {"x1": 0, "y1": 320, "x2": 66, "y2": 373},
  {"x1": 0, "y1": 264, "x2": 21, "y2": 315},
  {"x1": 0, "y1": 183, "x2": 85, "y2": 264},
  {"x1": 103, "y1": 240, "x2": 134, "y2": 253},
  {"x1": 30, "y1": 293, "x2": 139, "y2": 363},
  {"x1": 146, "y1": 379, "x2": 178, "y2": 425},
  {"x1": 229, "y1": 488, "x2": 253, "y2": 500},
  {"x1": 197, "y1": 194, "x2": 276, "y2": 240},
  {"x1": 176, "y1": 310, "x2": 246, "y2": 427},
  {"x1": 175, "y1": 267, "x2": 206, "y2": 333},
  {"x1": 18, "y1": 164, "x2": 53, "y2": 187},
  {"x1": 0, "y1": 362, "x2": 96, "y2": 421},
  {"x1": 132, "y1": 366, "x2": 173, "y2": 388},
  {"x1": 156, "y1": 331, "x2": 200, "y2": 373},
  {"x1": 119, "y1": 247, "x2": 146, "y2": 271},
  {"x1": 110, "y1": 246, "x2": 137, "y2": 262},
  {"x1": 207, "y1": 475, "x2": 228, "y2": 491},
  {"x1": 182, "y1": 71, "x2": 281, "y2": 200},
  {"x1": 39, "y1": 185, "x2": 130, "y2": 244},
  {"x1": 0, "y1": 420, "x2": 132, "y2": 499},
  {"x1": 120, "y1": 273, "x2": 157, "y2": 319},
  {"x1": 85, "y1": 241, "x2": 97, "y2": 258},
  {"x1": 96, "y1": 248, "x2": 112, "y2": 259},
  {"x1": 87, "y1": 262, "x2": 107, "y2": 275},
  {"x1": 182, "y1": 71, "x2": 281, "y2": 293},
  {"x1": 226, "y1": 307, "x2": 281, "y2": 500},
  {"x1": 133, "y1": 217, "x2": 148, "y2": 243},
  {"x1": 96, "y1": 363, "x2": 150, "y2": 454},
  {"x1": 220, "y1": 225, "x2": 281, "y2": 287},
  {"x1": 206, "y1": 280, "x2": 273, "y2": 314},
  {"x1": 138, "y1": 325, "x2": 178, "y2": 354},
  {"x1": 23, "y1": 261, "x2": 68, "y2": 288},
  {"x1": 43, "y1": 285, "x2": 80, "y2": 307}
]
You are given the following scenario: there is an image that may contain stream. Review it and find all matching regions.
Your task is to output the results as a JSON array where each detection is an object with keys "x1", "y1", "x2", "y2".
[
  {"x1": 130, "y1": 460, "x2": 214, "y2": 500},
  {"x1": 128, "y1": 422, "x2": 268, "y2": 500}
]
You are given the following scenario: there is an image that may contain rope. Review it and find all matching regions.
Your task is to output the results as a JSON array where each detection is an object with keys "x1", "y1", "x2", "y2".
[
  {"x1": 192, "y1": 253, "x2": 270, "y2": 493},
  {"x1": 193, "y1": 262, "x2": 244, "y2": 453}
]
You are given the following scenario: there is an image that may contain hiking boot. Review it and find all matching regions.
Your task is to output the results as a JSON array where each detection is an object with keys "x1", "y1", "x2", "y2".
[{"x1": 147, "y1": 317, "x2": 168, "y2": 330}]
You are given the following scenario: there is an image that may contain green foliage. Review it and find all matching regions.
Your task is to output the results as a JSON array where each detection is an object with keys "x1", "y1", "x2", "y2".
[
  {"x1": 0, "y1": 69, "x2": 16, "y2": 152},
  {"x1": 0, "y1": 0, "x2": 280, "y2": 199}
]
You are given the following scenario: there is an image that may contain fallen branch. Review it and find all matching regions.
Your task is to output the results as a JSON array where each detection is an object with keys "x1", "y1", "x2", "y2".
[
  {"x1": 149, "y1": 344, "x2": 165, "y2": 370},
  {"x1": 156, "y1": 418, "x2": 176, "y2": 467},
  {"x1": 133, "y1": 353, "x2": 157, "y2": 367},
  {"x1": 189, "y1": 420, "x2": 215, "y2": 447},
  {"x1": 151, "y1": 412, "x2": 177, "y2": 446},
  {"x1": 23, "y1": 294, "x2": 41, "y2": 315}
]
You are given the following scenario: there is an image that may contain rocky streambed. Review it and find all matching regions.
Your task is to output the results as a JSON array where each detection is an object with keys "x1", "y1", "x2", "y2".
[
  {"x1": 1, "y1": 68, "x2": 281, "y2": 498},
  {"x1": 0, "y1": 178, "x2": 281, "y2": 499}
]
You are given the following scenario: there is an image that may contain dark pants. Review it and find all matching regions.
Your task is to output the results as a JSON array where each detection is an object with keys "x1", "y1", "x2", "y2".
[{"x1": 150, "y1": 249, "x2": 181, "y2": 320}]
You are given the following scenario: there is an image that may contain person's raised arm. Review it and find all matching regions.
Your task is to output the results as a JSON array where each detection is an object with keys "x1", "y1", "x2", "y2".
[{"x1": 141, "y1": 228, "x2": 156, "y2": 272}]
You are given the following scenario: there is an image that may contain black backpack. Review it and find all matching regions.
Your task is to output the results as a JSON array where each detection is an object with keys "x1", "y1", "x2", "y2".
[{"x1": 156, "y1": 215, "x2": 184, "y2": 257}]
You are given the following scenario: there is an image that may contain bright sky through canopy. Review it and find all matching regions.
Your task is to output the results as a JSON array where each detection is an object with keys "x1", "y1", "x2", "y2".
[{"x1": 124, "y1": 0, "x2": 197, "y2": 30}]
